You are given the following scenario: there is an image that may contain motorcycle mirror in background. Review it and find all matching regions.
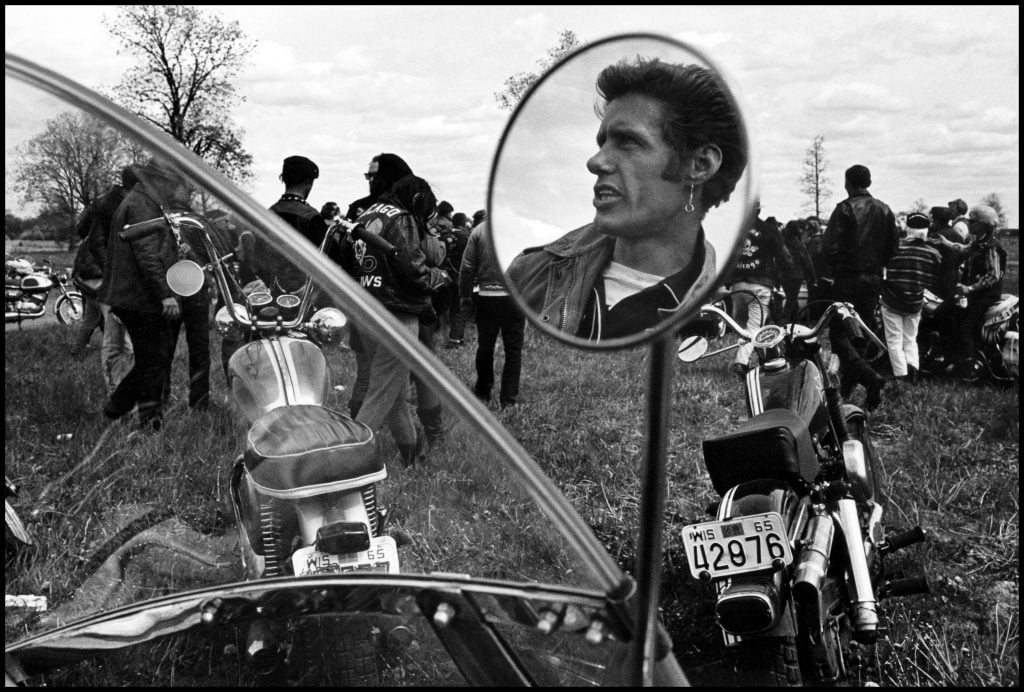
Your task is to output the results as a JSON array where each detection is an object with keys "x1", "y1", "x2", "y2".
[
  {"x1": 677, "y1": 335, "x2": 709, "y2": 362},
  {"x1": 487, "y1": 32, "x2": 757, "y2": 350},
  {"x1": 166, "y1": 259, "x2": 206, "y2": 297}
]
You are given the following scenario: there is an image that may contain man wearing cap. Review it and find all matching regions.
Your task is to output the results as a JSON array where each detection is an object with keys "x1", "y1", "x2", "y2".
[
  {"x1": 880, "y1": 213, "x2": 941, "y2": 384},
  {"x1": 822, "y1": 164, "x2": 899, "y2": 409},
  {"x1": 947, "y1": 198, "x2": 971, "y2": 244},
  {"x1": 261, "y1": 155, "x2": 329, "y2": 293}
]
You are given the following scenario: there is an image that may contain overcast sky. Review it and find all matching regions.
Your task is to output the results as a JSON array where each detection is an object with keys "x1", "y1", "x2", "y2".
[{"x1": 5, "y1": 5, "x2": 1020, "y2": 228}]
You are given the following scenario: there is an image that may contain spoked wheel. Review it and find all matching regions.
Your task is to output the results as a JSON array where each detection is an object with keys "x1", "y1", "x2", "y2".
[{"x1": 55, "y1": 292, "x2": 84, "y2": 324}]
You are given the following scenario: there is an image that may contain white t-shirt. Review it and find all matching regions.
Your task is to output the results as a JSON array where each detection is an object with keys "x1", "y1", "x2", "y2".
[{"x1": 602, "y1": 261, "x2": 664, "y2": 310}]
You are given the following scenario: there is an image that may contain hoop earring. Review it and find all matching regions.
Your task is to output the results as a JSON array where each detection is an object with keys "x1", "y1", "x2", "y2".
[{"x1": 685, "y1": 184, "x2": 696, "y2": 213}]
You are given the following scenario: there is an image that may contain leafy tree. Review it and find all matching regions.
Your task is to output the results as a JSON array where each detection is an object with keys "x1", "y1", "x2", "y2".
[
  {"x1": 9, "y1": 112, "x2": 135, "y2": 243},
  {"x1": 103, "y1": 5, "x2": 256, "y2": 186},
  {"x1": 495, "y1": 29, "x2": 583, "y2": 111},
  {"x1": 979, "y1": 192, "x2": 1009, "y2": 228},
  {"x1": 799, "y1": 135, "x2": 832, "y2": 219}
]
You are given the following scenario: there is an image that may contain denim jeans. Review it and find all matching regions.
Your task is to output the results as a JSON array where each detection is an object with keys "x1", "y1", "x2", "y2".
[
  {"x1": 473, "y1": 295, "x2": 525, "y2": 406},
  {"x1": 168, "y1": 288, "x2": 211, "y2": 409},
  {"x1": 100, "y1": 304, "x2": 134, "y2": 395},
  {"x1": 70, "y1": 293, "x2": 104, "y2": 355},
  {"x1": 355, "y1": 312, "x2": 420, "y2": 448},
  {"x1": 730, "y1": 281, "x2": 772, "y2": 368},
  {"x1": 880, "y1": 303, "x2": 922, "y2": 377},
  {"x1": 106, "y1": 307, "x2": 175, "y2": 428}
]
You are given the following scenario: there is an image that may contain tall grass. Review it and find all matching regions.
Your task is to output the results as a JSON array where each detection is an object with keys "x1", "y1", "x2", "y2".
[{"x1": 5, "y1": 315, "x2": 1019, "y2": 686}]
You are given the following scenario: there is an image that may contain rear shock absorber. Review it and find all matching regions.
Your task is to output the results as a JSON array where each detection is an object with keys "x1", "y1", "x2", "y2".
[{"x1": 361, "y1": 485, "x2": 379, "y2": 536}]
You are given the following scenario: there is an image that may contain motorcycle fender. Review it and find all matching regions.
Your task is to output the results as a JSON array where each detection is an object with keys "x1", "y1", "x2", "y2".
[{"x1": 713, "y1": 480, "x2": 807, "y2": 638}]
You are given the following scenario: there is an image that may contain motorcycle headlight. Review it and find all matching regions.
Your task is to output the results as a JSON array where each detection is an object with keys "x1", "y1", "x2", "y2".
[
  {"x1": 215, "y1": 303, "x2": 250, "y2": 340},
  {"x1": 309, "y1": 307, "x2": 347, "y2": 345}
]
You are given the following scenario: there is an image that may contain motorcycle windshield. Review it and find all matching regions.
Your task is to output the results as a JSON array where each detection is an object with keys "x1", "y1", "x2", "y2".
[{"x1": 4, "y1": 54, "x2": 651, "y2": 685}]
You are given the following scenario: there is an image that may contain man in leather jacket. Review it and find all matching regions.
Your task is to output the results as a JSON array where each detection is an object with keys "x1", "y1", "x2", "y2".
[
  {"x1": 100, "y1": 158, "x2": 188, "y2": 431},
  {"x1": 822, "y1": 164, "x2": 899, "y2": 409},
  {"x1": 340, "y1": 174, "x2": 448, "y2": 467},
  {"x1": 507, "y1": 56, "x2": 747, "y2": 342}
]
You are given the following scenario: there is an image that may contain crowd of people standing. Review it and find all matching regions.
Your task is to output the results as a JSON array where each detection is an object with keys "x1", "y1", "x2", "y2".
[
  {"x1": 68, "y1": 151, "x2": 516, "y2": 470},
  {"x1": 724, "y1": 163, "x2": 1008, "y2": 409}
]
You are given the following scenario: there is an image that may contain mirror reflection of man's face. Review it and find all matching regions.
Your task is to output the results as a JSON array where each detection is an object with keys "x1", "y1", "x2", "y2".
[{"x1": 586, "y1": 94, "x2": 689, "y2": 240}]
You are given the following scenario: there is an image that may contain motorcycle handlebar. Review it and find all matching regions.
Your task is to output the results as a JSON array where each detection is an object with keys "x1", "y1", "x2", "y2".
[
  {"x1": 697, "y1": 300, "x2": 881, "y2": 349},
  {"x1": 119, "y1": 216, "x2": 169, "y2": 242},
  {"x1": 333, "y1": 218, "x2": 398, "y2": 257}
]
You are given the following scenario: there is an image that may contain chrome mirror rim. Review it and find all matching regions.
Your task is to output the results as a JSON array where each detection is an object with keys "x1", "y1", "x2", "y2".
[{"x1": 486, "y1": 32, "x2": 759, "y2": 351}]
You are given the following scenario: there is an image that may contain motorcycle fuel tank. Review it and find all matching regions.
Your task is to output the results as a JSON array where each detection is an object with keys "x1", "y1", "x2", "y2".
[{"x1": 228, "y1": 336, "x2": 331, "y2": 424}]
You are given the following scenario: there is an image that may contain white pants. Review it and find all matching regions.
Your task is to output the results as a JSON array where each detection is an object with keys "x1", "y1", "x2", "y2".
[
  {"x1": 880, "y1": 302, "x2": 921, "y2": 377},
  {"x1": 730, "y1": 281, "x2": 772, "y2": 368}
]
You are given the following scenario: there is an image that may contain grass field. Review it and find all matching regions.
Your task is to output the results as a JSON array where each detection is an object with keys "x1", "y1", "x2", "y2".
[{"x1": 4, "y1": 301, "x2": 1019, "y2": 685}]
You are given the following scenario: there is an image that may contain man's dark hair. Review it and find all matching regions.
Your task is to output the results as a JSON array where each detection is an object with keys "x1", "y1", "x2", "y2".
[
  {"x1": 382, "y1": 174, "x2": 437, "y2": 229},
  {"x1": 120, "y1": 165, "x2": 139, "y2": 190},
  {"x1": 929, "y1": 206, "x2": 953, "y2": 227},
  {"x1": 595, "y1": 57, "x2": 747, "y2": 211},
  {"x1": 437, "y1": 200, "x2": 454, "y2": 218},
  {"x1": 370, "y1": 153, "x2": 414, "y2": 197},
  {"x1": 948, "y1": 198, "x2": 968, "y2": 217},
  {"x1": 452, "y1": 212, "x2": 468, "y2": 228},
  {"x1": 845, "y1": 164, "x2": 871, "y2": 189}
]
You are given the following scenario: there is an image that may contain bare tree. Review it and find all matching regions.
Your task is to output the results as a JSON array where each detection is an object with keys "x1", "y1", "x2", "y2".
[
  {"x1": 9, "y1": 112, "x2": 135, "y2": 242},
  {"x1": 103, "y1": 5, "x2": 255, "y2": 186},
  {"x1": 495, "y1": 29, "x2": 583, "y2": 111},
  {"x1": 799, "y1": 135, "x2": 832, "y2": 219},
  {"x1": 979, "y1": 192, "x2": 1010, "y2": 229},
  {"x1": 909, "y1": 198, "x2": 929, "y2": 215}
]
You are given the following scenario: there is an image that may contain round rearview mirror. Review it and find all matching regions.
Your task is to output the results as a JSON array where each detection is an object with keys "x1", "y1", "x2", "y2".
[
  {"x1": 488, "y1": 33, "x2": 757, "y2": 350},
  {"x1": 676, "y1": 335, "x2": 709, "y2": 363},
  {"x1": 166, "y1": 259, "x2": 205, "y2": 297}
]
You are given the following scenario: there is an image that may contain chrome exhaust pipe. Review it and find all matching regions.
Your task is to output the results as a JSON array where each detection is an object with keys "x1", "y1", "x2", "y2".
[
  {"x1": 833, "y1": 498, "x2": 878, "y2": 642},
  {"x1": 792, "y1": 511, "x2": 835, "y2": 627}
]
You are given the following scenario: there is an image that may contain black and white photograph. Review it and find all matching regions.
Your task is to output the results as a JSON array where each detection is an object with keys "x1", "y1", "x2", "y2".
[{"x1": 5, "y1": 5, "x2": 1018, "y2": 687}]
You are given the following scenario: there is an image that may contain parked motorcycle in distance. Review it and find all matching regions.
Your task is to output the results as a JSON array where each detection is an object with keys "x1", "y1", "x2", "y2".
[
  {"x1": 4, "y1": 257, "x2": 84, "y2": 325},
  {"x1": 917, "y1": 288, "x2": 1019, "y2": 383},
  {"x1": 677, "y1": 298, "x2": 930, "y2": 686},
  {"x1": 152, "y1": 210, "x2": 400, "y2": 683}
]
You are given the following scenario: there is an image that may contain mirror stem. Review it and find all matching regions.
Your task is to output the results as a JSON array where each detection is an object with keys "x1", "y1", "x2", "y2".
[{"x1": 632, "y1": 333, "x2": 674, "y2": 686}]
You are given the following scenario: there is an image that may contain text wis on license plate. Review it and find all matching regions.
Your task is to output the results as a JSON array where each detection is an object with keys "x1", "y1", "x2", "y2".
[
  {"x1": 680, "y1": 512, "x2": 792, "y2": 579},
  {"x1": 291, "y1": 535, "x2": 399, "y2": 576}
]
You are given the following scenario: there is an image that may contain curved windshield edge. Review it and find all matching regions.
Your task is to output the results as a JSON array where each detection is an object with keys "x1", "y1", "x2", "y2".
[{"x1": 5, "y1": 52, "x2": 625, "y2": 596}]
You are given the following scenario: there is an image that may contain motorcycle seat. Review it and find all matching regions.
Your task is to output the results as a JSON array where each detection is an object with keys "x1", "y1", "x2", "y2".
[
  {"x1": 702, "y1": 408, "x2": 818, "y2": 496},
  {"x1": 245, "y1": 404, "x2": 384, "y2": 498}
]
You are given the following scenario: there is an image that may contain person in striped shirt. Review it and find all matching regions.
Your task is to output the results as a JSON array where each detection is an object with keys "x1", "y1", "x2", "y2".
[{"x1": 880, "y1": 213, "x2": 941, "y2": 384}]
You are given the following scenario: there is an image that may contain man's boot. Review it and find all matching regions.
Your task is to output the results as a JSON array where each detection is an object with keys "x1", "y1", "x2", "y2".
[
  {"x1": 397, "y1": 428, "x2": 428, "y2": 468},
  {"x1": 417, "y1": 405, "x2": 444, "y2": 447}
]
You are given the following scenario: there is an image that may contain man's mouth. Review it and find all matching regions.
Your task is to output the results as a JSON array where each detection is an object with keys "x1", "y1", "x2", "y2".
[{"x1": 593, "y1": 184, "x2": 621, "y2": 209}]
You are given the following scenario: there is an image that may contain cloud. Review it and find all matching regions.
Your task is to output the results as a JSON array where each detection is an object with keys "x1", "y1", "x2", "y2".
[{"x1": 811, "y1": 82, "x2": 911, "y2": 114}]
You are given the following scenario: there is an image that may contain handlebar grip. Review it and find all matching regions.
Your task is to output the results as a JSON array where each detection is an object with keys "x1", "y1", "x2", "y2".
[
  {"x1": 119, "y1": 217, "x2": 168, "y2": 242},
  {"x1": 343, "y1": 221, "x2": 397, "y2": 256}
]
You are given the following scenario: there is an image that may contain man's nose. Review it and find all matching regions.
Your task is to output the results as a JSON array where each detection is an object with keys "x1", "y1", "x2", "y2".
[{"x1": 587, "y1": 147, "x2": 613, "y2": 175}]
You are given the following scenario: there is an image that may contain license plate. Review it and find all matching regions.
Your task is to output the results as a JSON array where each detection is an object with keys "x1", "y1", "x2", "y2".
[
  {"x1": 291, "y1": 535, "x2": 399, "y2": 576},
  {"x1": 681, "y1": 512, "x2": 792, "y2": 579}
]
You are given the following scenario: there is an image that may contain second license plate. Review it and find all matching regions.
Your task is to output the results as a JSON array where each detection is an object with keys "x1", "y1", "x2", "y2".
[
  {"x1": 291, "y1": 535, "x2": 399, "y2": 576},
  {"x1": 681, "y1": 512, "x2": 792, "y2": 579}
]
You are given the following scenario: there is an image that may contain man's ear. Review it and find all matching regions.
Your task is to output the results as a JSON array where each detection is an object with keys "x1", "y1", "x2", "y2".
[{"x1": 686, "y1": 143, "x2": 723, "y2": 184}]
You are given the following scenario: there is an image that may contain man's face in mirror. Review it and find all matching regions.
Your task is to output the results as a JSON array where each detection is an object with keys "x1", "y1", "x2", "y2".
[{"x1": 586, "y1": 94, "x2": 688, "y2": 241}]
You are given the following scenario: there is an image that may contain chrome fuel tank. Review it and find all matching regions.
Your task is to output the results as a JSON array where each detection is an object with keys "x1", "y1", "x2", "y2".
[{"x1": 228, "y1": 336, "x2": 331, "y2": 425}]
